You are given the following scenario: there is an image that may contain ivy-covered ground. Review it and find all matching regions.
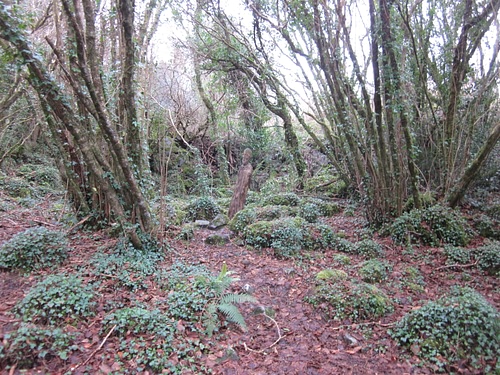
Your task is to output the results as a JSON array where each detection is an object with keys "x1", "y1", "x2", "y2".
[{"x1": 0, "y1": 191, "x2": 499, "y2": 374}]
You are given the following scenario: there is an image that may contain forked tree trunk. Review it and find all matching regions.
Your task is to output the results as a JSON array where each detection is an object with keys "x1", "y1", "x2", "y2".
[{"x1": 228, "y1": 149, "x2": 253, "y2": 219}]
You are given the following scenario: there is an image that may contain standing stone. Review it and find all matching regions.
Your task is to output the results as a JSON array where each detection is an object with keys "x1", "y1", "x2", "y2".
[{"x1": 228, "y1": 148, "x2": 253, "y2": 219}]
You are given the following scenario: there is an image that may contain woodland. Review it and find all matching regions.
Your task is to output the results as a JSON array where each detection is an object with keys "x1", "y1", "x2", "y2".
[{"x1": 0, "y1": 0, "x2": 499, "y2": 373}]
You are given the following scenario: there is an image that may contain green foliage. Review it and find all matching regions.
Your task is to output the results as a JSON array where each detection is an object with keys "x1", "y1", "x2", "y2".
[
  {"x1": 387, "y1": 205, "x2": 471, "y2": 246},
  {"x1": 306, "y1": 279, "x2": 393, "y2": 322},
  {"x1": 358, "y1": 259, "x2": 391, "y2": 283},
  {"x1": 17, "y1": 164, "x2": 61, "y2": 189},
  {"x1": 474, "y1": 214, "x2": 500, "y2": 240},
  {"x1": 299, "y1": 202, "x2": 321, "y2": 223},
  {"x1": 0, "y1": 323, "x2": 77, "y2": 369},
  {"x1": 304, "y1": 168, "x2": 347, "y2": 197},
  {"x1": 353, "y1": 239, "x2": 384, "y2": 258},
  {"x1": 0, "y1": 175, "x2": 32, "y2": 198},
  {"x1": 15, "y1": 274, "x2": 95, "y2": 325},
  {"x1": 228, "y1": 208, "x2": 257, "y2": 233},
  {"x1": 161, "y1": 262, "x2": 255, "y2": 337},
  {"x1": 261, "y1": 192, "x2": 300, "y2": 207},
  {"x1": 474, "y1": 241, "x2": 500, "y2": 276},
  {"x1": 301, "y1": 198, "x2": 340, "y2": 217},
  {"x1": 269, "y1": 217, "x2": 305, "y2": 258},
  {"x1": 0, "y1": 227, "x2": 68, "y2": 272},
  {"x1": 333, "y1": 254, "x2": 351, "y2": 265},
  {"x1": 91, "y1": 233, "x2": 164, "y2": 290},
  {"x1": 401, "y1": 266, "x2": 426, "y2": 293},
  {"x1": 176, "y1": 223, "x2": 195, "y2": 240},
  {"x1": 331, "y1": 237, "x2": 357, "y2": 253},
  {"x1": 443, "y1": 245, "x2": 471, "y2": 265},
  {"x1": 101, "y1": 306, "x2": 181, "y2": 373},
  {"x1": 197, "y1": 263, "x2": 257, "y2": 336},
  {"x1": 186, "y1": 196, "x2": 220, "y2": 221},
  {"x1": 391, "y1": 287, "x2": 500, "y2": 372},
  {"x1": 243, "y1": 220, "x2": 274, "y2": 248},
  {"x1": 316, "y1": 268, "x2": 348, "y2": 281},
  {"x1": 302, "y1": 223, "x2": 336, "y2": 250}
]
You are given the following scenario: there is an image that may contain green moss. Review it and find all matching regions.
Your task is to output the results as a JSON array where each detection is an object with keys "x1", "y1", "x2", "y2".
[
  {"x1": 262, "y1": 192, "x2": 300, "y2": 207},
  {"x1": 316, "y1": 268, "x2": 348, "y2": 281},
  {"x1": 358, "y1": 259, "x2": 391, "y2": 283}
]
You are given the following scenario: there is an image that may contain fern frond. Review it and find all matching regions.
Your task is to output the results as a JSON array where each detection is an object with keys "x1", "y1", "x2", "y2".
[
  {"x1": 220, "y1": 293, "x2": 257, "y2": 305},
  {"x1": 217, "y1": 303, "x2": 247, "y2": 331}
]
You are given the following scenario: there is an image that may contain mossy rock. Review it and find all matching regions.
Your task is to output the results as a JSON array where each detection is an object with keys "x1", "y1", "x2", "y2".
[
  {"x1": 316, "y1": 268, "x2": 348, "y2": 281},
  {"x1": 205, "y1": 234, "x2": 230, "y2": 245},
  {"x1": 307, "y1": 279, "x2": 393, "y2": 322},
  {"x1": 228, "y1": 208, "x2": 257, "y2": 233},
  {"x1": 304, "y1": 170, "x2": 347, "y2": 197}
]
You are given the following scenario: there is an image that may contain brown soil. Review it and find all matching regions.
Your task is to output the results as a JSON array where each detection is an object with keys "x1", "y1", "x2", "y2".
[{"x1": 0, "y1": 193, "x2": 498, "y2": 375}]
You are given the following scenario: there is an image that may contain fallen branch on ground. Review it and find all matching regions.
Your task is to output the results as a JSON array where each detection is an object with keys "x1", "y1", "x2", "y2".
[
  {"x1": 243, "y1": 313, "x2": 285, "y2": 353},
  {"x1": 71, "y1": 324, "x2": 116, "y2": 372}
]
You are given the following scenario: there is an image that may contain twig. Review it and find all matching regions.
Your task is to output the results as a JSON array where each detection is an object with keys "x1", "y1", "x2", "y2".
[
  {"x1": 243, "y1": 313, "x2": 285, "y2": 353},
  {"x1": 32, "y1": 219, "x2": 57, "y2": 227},
  {"x1": 435, "y1": 260, "x2": 478, "y2": 271},
  {"x1": 331, "y1": 321, "x2": 395, "y2": 331},
  {"x1": 66, "y1": 215, "x2": 92, "y2": 233},
  {"x1": 71, "y1": 324, "x2": 116, "y2": 372}
]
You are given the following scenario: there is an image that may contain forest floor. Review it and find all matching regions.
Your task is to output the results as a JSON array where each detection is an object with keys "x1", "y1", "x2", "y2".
[{"x1": 0, "y1": 192, "x2": 499, "y2": 375}]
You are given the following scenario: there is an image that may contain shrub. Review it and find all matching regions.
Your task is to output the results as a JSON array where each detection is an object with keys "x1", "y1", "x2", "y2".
[
  {"x1": 262, "y1": 192, "x2": 300, "y2": 207},
  {"x1": 102, "y1": 306, "x2": 179, "y2": 372},
  {"x1": 270, "y1": 217, "x2": 305, "y2": 258},
  {"x1": 306, "y1": 279, "x2": 393, "y2": 322},
  {"x1": 302, "y1": 197, "x2": 340, "y2": 217},
  {"x1": 299, "y1": 202, "x2": 321, "y2": 223},
  {"x1": 0, "y1": 227, "x2": 68, "y2": 272},
  {"x1": 228, "y1": 208, "x2": 257, "y2": 233},
  {"x1": 186, "y1": 196, "x2": 220, "y2": 221},
  {"x1": 443, "y1": 245, "x2": 471, "y2": 265},
  {"x1": 358, "y1": 259, "x2": 391, "y2": 283},
  {"x1": 15, "y1": 274, "x2": 95, "y2": 325},
  {"x1": 303, "y1": 223, "x2": 338, "y2": 250},
  {"x1": 474, "y1": 241, "x2": 500, "y2": 276},
  {"x1": 92, "y1": 234, "x2": 164, "y2": 291},
  {"x1": 0, "y1": 175, "x2": 32, "y2": 198},
  {"x1": 387, "y1": 205, "x2": 470, "y2": 246},
  {"x1": 244, "y1": 220, "x2": 274, "y2": 248},
  {"x1": 354, "y1": 239, "x2": 384, "y2": 258},
  {"x1": 0, "y1": 323, "x2": 77, "y2": 369},
  {"x1": 18, "y1": 164, "x2": 61, "y2": 189},
  {"x1": 391, "y1": 287, "x2": 500, "y2": 372},
  {"x1": 333, "y1": 254, "x2": 351, "y2": 265},
  {"x1": 473, "y1": 214, "x2": 500, "y2": 240},
  {"x1": 331, "y1": 237, "x2": 356, "y2": 253},
  {"x1": 304, "y1": 169, "x2": 347, "y2": 197},
  {"x1": 401, "y1": 266, "x2": 426, "y2": 293}
]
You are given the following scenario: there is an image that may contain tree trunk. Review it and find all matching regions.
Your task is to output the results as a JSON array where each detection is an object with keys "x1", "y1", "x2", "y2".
[{"x1": 447, "y1": 121, "x2": 500, "y2": 207}]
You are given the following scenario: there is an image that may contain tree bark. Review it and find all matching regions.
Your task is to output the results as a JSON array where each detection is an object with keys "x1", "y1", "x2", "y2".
[{"x1": 447, "y1": 121, "x2": 500, "y2": 207}]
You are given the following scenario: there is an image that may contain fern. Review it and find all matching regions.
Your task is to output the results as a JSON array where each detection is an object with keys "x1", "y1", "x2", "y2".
[
  {"x1": 203, "y1": 263, "x2": 257, "y2": 336},
  {"x1": 218, "y1": 303, "x2": 247, "y2": 330}
]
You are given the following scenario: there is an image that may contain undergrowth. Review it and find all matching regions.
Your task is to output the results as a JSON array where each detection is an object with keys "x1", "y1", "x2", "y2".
[
  {"x1": 0, "y1": 227, "x2": 68, "y2": 272},
  {"x1": 391, "y1": 287, "x2": 500, "y2": 372}
]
